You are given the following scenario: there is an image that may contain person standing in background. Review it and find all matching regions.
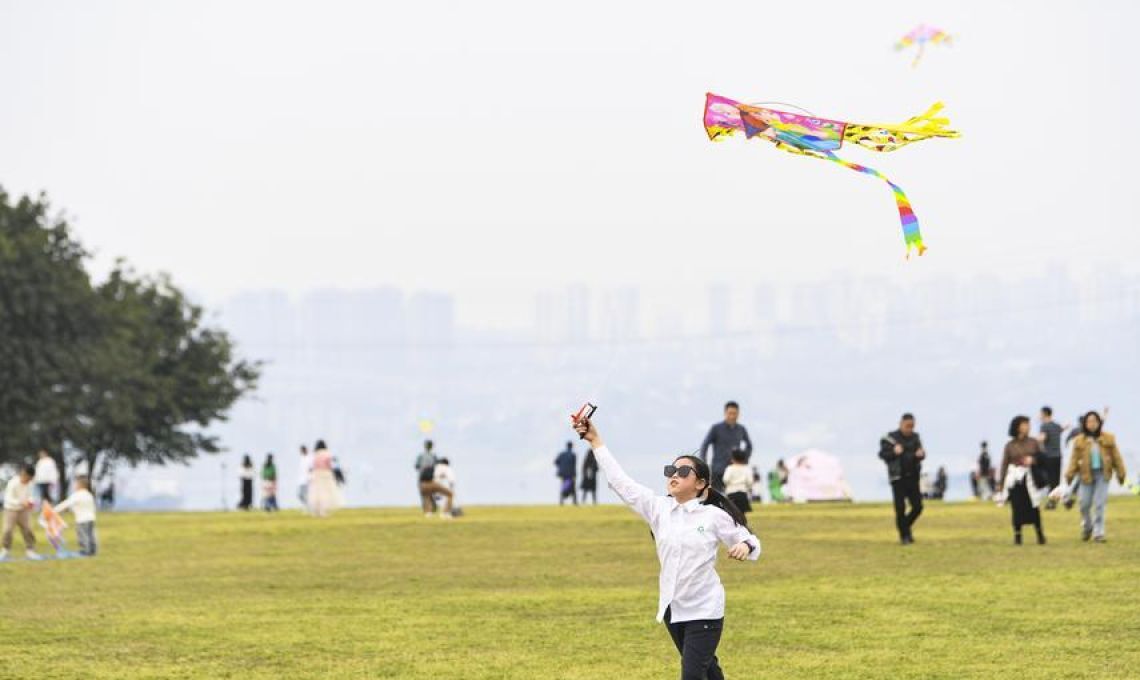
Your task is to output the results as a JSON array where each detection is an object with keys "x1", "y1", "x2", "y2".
[
  {"x1": 1036, "y1": 406, "x2": 1067, "y2": 509},
  {"x1": 34, "y1": 449, "x2": 59, "y2": 505},
  {"x1": 975, "y1": 442, "x2": 994, "y2": 500},
  {"x1": 767, "y1": 460, "x2": 788, "y2": 503},
  {"x1": 415, "y1": 440, "x2": 438, "y2": 514},
  {"x1": 238, "y1": 455, "x2": 255, "y2": 511},
  {"x1": 878, "y1": 413, "x2": 926, "y2": 545},
  {"x1": 581, "y1": 448, "x2": 599, "y2": 505},
  {"x1": 555, "y1": 442, "x2": 578, "y2": 506},
  {"x1": 933, "y1": 466, "x2": 948, "y2": 500},
  {"x1": 297, "y1": 445, "x2": 311, "y2": 507},
  {"x1": 698, "y1": 401, "x2": 753, "y2": 493},
  {"x1": 261, "y1": 454, "x2": 278, "y2": 512},
  {"x1": 307, "y1": 440, "x2": 342, "y2": 518}
]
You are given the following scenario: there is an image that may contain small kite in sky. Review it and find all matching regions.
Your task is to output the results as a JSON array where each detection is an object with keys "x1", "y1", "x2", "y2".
[
  {"x1": 703, "y1": 93, "x2": 960, "y2": 257},
  {"x1": 896, "y1": 24, "x2": 952, "y2": 67}
]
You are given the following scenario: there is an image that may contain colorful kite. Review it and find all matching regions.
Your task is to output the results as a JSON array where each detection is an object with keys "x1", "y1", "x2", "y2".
[
  {"x1": 896, "y1": 24, "x2": 952, "y2": 67},
  {"x1": 703, "y1": 93, "x2": 959, "y2": 257},
  {"x1": 39, "y1": 502, "x2": 73, "y2": 556}
]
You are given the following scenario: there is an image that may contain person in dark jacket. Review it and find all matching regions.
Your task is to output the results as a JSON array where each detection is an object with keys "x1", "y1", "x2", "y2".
[
  {"x1": 555, "y1": 442, "x2": 578, "y2": 506},
  {"x1": 878, "y1": 413, "x2": 926, "y2": 545},
  {"x1": 1036, "y1": 406, "x2": 1067, "y2": 508},
  {"x1": 698, "y1": 401, "x2": 753, "y2": 492},
  {"x1": 933, "y1": 466, "x2": 948, "y2": 500},
  {"x1": 976, "y1": 441, "x2": 994, "y2": 499},
  {"x1": 580, "y1": 448, "x2": 599, "y2": 505}
]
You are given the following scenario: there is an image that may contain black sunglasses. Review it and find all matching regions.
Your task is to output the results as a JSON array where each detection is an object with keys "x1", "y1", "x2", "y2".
[{"x1": 663, "y1": 464, "x2": 697, "y2": 479}]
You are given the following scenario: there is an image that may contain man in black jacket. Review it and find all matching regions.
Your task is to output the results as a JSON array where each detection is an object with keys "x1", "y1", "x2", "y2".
[{"x1": 879, "y1": 413, "x2": 926, "y2": 545}]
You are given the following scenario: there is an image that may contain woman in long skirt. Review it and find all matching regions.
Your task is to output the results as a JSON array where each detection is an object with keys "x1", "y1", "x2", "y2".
[
  {"x1": 580, "y1": 448, "x2": 599, "y2": 505},
  {"x1": 307, "y1": 440, "x2": 342, "y2": 518},
  {"x1": 999, "y1": 416, "x2": 1046, "y2": 545}
]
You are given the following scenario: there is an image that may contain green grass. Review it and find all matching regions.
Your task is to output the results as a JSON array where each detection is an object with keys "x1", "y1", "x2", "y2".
[{"x1": 2, "y1": 497, "x2": 1139, "y2": 679}]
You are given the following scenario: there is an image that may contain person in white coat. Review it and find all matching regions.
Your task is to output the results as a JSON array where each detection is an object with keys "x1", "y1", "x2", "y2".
[
  {"x1": 573, "y1": 417, "x2": 760, "y2": 680},
  {"x1": 34, "y1": 449, "x2": 59, "y2": 504}
]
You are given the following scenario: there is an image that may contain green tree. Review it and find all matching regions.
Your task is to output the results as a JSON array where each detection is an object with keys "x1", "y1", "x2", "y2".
[
  {"x1": 0, "y1": 187, "x2": 260, "y2": 488},
  {"x1": 0, "y1": 189, "x2": 98, "y2": 474},
  {"x1": 67, "y1": 266, "x2": 261, "y2": 480}
]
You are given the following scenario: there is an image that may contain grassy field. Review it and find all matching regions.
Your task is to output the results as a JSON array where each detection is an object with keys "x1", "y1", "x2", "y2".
[{"x1": 2, "y1": 497, "x2": 1139, "y2": 679}]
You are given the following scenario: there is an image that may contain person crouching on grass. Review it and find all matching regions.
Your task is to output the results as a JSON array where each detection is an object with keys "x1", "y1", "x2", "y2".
[{"x1": 573, "y1": 417, "x2": 760, "y2": 680}]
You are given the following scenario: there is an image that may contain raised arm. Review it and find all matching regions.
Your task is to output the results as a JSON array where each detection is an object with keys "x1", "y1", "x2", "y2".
[{"x1": 574, "y1": 418, "x2": 660, "y2": 525}]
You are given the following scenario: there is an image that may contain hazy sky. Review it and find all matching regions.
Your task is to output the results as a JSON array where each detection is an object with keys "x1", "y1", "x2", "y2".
[{"x1": 2, "y1": 0, "x2": 1138, "y2": 331}]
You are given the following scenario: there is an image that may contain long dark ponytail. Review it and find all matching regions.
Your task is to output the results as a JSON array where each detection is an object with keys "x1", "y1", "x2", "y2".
[{"x1": 676, "y1": 455, "x2": 748, "y2": 528}]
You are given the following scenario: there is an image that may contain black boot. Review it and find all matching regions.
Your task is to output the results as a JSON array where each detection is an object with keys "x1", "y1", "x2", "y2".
[{"x1": 1014, "y1": 531, "x2": 1022, "y2": 545}]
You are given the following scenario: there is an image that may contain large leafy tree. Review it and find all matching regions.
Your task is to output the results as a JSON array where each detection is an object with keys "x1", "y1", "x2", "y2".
[
  {"x1": 0, "y1": 190, "x2": 98, "y2": 471},
  {"x1": 0, "y1": 188, "x2": 260, "y2": 487},
  {"x1": 67, "y1": 267, "x2": 261, "y2": 479}
]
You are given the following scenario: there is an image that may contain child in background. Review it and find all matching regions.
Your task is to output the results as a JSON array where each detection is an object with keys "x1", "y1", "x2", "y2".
[
  {"x1": 53, "y1": 476, "x2": 97, "y2": 556},
  {"x1": 722, "y1": 450, "x2": 753, "y2": 517},
  {"x1": 433, "y1": 458, "x2": 457, "y2": 518},
  {"x1": 1, "y1": 465, "x2": 44, "y2": 561}
]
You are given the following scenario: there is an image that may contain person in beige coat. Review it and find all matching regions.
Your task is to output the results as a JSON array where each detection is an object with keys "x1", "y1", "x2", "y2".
[{"x1": 1065, "y1": 411, "x2": 1127, "y2": 542}]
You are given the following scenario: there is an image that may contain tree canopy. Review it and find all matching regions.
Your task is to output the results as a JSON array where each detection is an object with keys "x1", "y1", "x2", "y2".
[{"x1": 0, "y1": 187, "x2": 260, "y2": 482}]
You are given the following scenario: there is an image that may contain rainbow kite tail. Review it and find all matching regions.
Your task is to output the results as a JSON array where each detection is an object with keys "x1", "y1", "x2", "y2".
[
  {"x1": 821, "y1": 152, "x2": 927, "y2": 257},
  {"x1": 890, "y1": 181, "x2": 926, "y2": 257}
]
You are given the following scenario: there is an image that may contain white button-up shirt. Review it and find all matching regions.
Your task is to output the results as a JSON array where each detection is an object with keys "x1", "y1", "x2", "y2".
[{"x1": 593, "y1": 445, "x2": 761, "y2": 623}]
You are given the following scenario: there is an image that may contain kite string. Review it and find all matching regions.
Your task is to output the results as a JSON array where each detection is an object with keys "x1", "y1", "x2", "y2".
[{"x1": 747, "y1": 101, "x2": 817, "y2": 117}]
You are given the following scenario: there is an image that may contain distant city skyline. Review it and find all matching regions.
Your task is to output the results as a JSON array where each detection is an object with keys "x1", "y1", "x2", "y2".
[{"x1": 100, "y1": 262, "x2": 1139, "y2": 510}]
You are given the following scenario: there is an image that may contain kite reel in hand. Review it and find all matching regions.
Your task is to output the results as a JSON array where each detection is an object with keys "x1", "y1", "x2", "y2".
[{"x1": 571, "y1": 403, "x2": 597, "y2": 440}]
